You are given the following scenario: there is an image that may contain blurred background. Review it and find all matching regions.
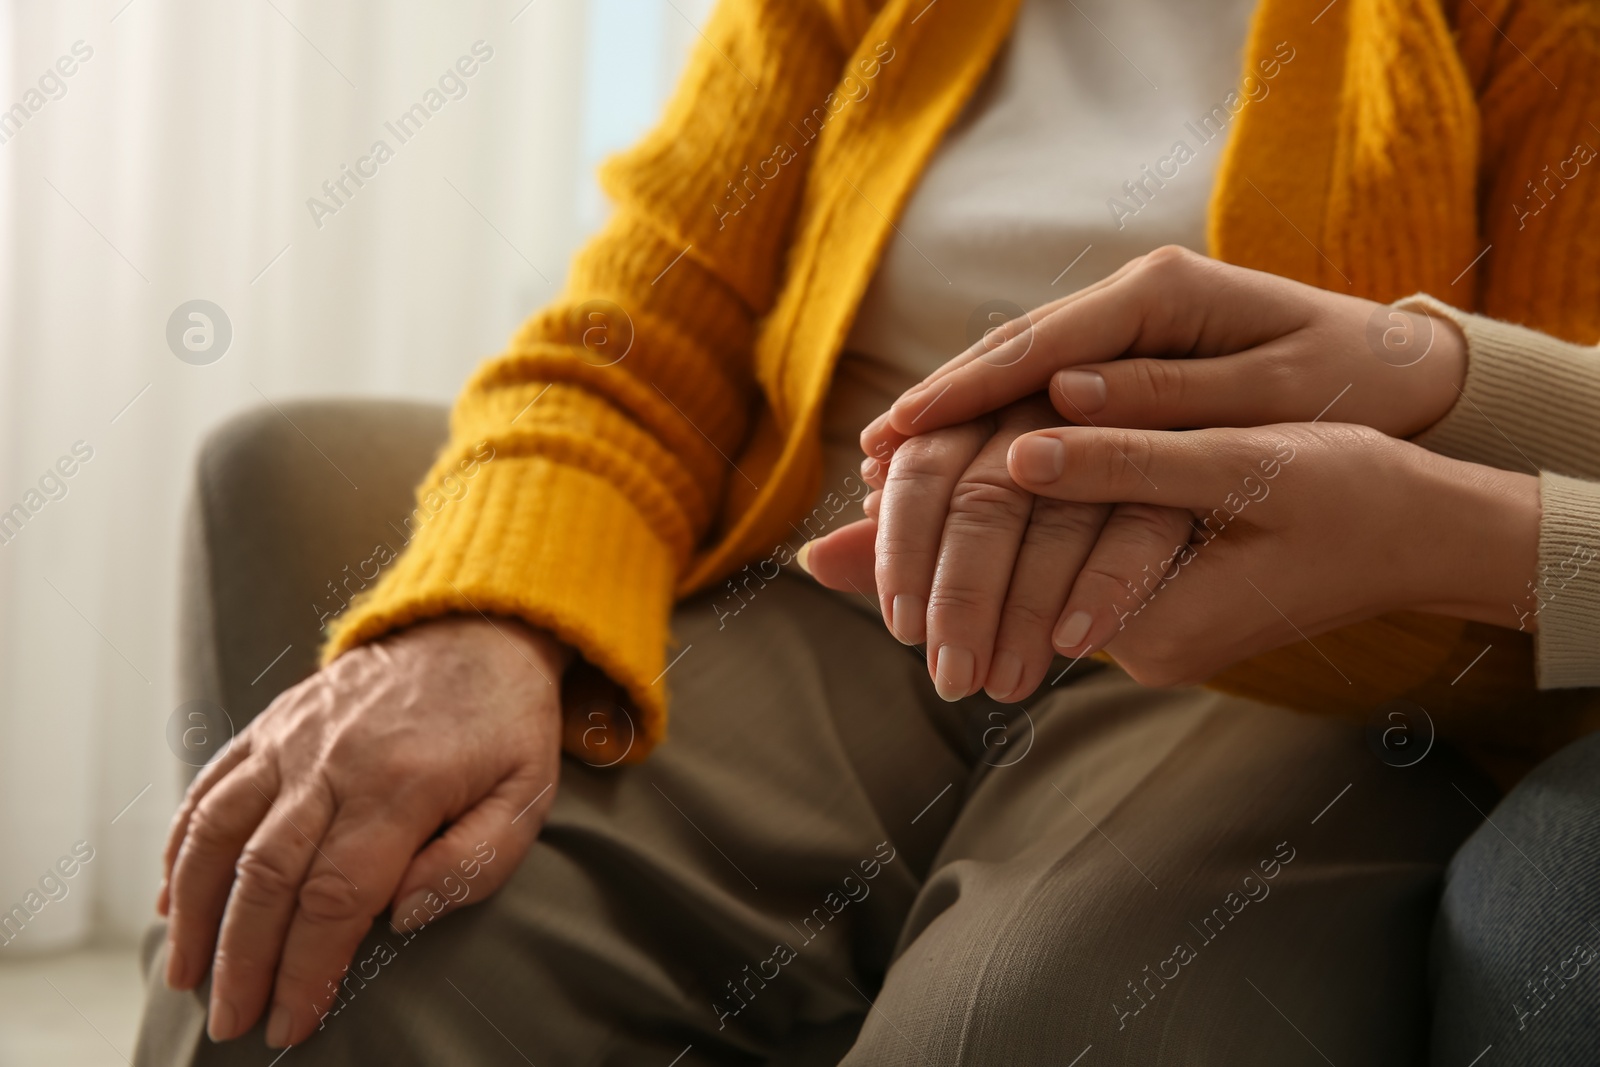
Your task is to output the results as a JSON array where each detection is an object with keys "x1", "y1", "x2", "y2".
[{"x1": 0, "y1": 0, "x2": 711, "y2": 1060}]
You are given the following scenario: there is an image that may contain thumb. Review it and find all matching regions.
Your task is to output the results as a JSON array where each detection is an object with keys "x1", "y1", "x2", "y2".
[
  {"x1": 387, "y1": 768, "x2": 552, "y2": 935},
  {"x1": 1050, "y1": 353, "x2": 1283, "y2": 430}
]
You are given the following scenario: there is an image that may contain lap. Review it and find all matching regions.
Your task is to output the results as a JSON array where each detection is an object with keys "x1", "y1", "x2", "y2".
[
  {"x1": 136, "y1": 574, "x2": 977, "y2": 1066},
  {"x1": 849, "y1": 668, "x2": 1493, "y2": 1066},
  {"x1": 136, "y1": 577, "x2": 1494, "y2": 1066}
]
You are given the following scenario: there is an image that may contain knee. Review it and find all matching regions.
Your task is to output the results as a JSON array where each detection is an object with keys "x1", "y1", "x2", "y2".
[{"x1": 1430, "y1": 731, "x2": 1600, "y2": 1065}]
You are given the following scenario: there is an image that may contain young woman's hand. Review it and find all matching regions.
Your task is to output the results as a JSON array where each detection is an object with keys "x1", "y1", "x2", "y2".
[
  {"x1": 858, "y1": 246, "x2": 1468, "y2": 461},
  {"x1": 807, "y1": 421, "x2": 1539, "y2": 697}
]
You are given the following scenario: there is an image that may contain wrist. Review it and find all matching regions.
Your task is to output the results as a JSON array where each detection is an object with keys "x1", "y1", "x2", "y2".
[
  {"x1": 1407, "y1": 449, "x2": 1541, "y2": 629},
  {"x1": 401, "y1": 613, "x2": 575, "y2": 686},
  {"x1": 1406, "y1": 311, "x2": 1468, "y2": 435},
  {"x1": 497, "y1": 616, "x2": 576, "y2": 672}
]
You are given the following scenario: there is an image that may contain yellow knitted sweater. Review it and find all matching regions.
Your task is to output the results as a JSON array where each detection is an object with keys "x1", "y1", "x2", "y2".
[{"x1": 324, "y1": 0, "x2": 1600, "y2": 764}]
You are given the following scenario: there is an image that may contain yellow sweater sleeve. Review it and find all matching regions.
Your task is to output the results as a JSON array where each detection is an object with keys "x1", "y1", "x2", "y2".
[{"x1": 320, "y1": 0, "x2": 855, "y2": 762}]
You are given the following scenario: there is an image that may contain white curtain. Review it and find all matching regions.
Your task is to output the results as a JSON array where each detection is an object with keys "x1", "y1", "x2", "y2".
[{"x1": 0, "y1": 0, "x2": 712, "y2": 952}]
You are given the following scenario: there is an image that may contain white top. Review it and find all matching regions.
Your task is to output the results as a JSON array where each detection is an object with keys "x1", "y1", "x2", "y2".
[{"x1": 814, "y1": 0, "x2": 1259, "y2": 510}]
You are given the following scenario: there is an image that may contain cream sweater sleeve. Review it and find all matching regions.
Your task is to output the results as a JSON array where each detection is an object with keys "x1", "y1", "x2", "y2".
[{"x1": 1397, "y1": 294, "x2": 1600, "y2": 689}]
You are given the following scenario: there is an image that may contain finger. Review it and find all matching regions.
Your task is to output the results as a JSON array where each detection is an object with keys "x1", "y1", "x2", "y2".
[
  {"x1": 1051, "y1": 503, "x2": 1197, "y2": 659},
  {"x1": 388, "y1": 766, "x2": 552, "y2": 938},
  {"x1": 924, "y1": 423, "x2": 1037, "y2": 701},
  {"x1": 164, "y1": 759, "x2": 277, "y2": 992},
  {"x1": 798, "y1": 518, "x2": 878, "y2": 596},
  {"x1": 263, "y1": 813, "x2": 429, "y2": 1048},
  {"x1": 859, "y1": 257, "x2": 1148, "y2": 460},
  {"x1": 205, "y1": 785, "x2": 335, "y2": 1042},
  {"x1": 862, "y1": 489, "x2": 881, "y2": 522},
  {"x1": 985, "y1": 498, "x2": 1110, "y2": 701},
  {"x1": 886, "y1": 285, "x2": 1147, "y2": 439},
  {"x1": 1050, "y1": 344, "x2": 1318, "y2": 430},
  {"x1": 862, "y1": 454, "x2": 887, "y2": 492},
  {"x1": 875, "y1": 421, "x2": 992, "y2": 644},
  {"x1": 883, "y1": 249, "x2": 1313, "y2": 440},
  {"x1": 1008, "y1": 425, "x2": 1302, "y2": 509},
  {"x1": 161, "y1": 733, "x2": 253, "y2": 917}
]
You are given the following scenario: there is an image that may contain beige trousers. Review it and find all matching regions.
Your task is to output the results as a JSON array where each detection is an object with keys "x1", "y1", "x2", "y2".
[{"x1": 134, "y1": 402, "x2": 1493, "y2": 1065}]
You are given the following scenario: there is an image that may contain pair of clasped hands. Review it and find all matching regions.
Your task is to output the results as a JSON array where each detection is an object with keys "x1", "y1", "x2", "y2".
[
  {"x1": 799, "y1": 246, "x2": 1540, "y2": 701},
  {"x1": 158, "y1": 247, "x2": 1542, "y2": 1052}
]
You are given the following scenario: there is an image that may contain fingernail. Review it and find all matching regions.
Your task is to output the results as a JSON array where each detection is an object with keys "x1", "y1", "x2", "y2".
[
  {"x1": 1012, "y1": 437, "x2": 1065, "y2": 484},
  {"x1": 390, "y1": 892, "x2": 431, "y2": 934},
  {"x1": 265, "y1": 1003, "x2": 292, "y2": 1049},
  {"x1": 1054, "y1": 369, "x2": 1107, "y2": 414},
  {"x1": 1055, "y1": 610, "x2": 1093, "y2": 651},
  {"x1": 986, "y1": 650, "x2": 1023, "y2": 701},
  {"x1": 795, "y1": 541, "x2": 816, "y2": 575},
  {"x1": 861, "y1": 456, "x2": 881, "y2": 481},
  {"x1": 890, "y1": 595, "x2": 926, "y2": 645},
  {"x1": 863, "y1": 411, "x2": 890, "y2": 438},
  {"x1": 933, "y1": 645, "x2": 975, "y2": 702},
  {"x1": 207, "y1": 999, "x2": 237, "y2": 1043}
]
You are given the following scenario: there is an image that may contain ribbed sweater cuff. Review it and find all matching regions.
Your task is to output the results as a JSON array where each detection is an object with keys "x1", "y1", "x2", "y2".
[
  {"x1": 1400, "y1": 293, "x2": 1600, "y2": 479},
  {"x1": 320, "y1": 453, "x2": 675, "y2": 761},
  {"x1": 1535, "y1": 472, "x2": 1600, "y2": 689}
]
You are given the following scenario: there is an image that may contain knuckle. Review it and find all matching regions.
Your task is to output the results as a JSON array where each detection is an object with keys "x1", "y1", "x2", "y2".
[
  {"x1": 887, "y1": 434, "x2": 955, "y2": 482},
  {"x1": 164, "y1": 806, "x2": 197, "y2": 863},
  {"x1": 874, "y1": 527, "x2": 928, "y2": 562},
  {"x1": 1141, "y1": 244, "x2": 1196, "y2": 276},
  {"x1": 1076, "y1": 561, "x2": 1134, "y2": 605},
  {"x1": 321, "y1": 721, "x2": 371, "y2": 765},
  {"x1": 324, "y1": 729, "x2": 426, "y2": 786},
  {"x1": 183, "y1": 802, "x2": 243, "y2": 859},
  {"x1": 888, "y1": 421, "x2": 992, "y2": 485},
  {"x1": 946, "y1": 474, "x2": 1029, "y2": 524},
  {"x1": 1129, "y1": 358, "x2": 1184, "y2": 407},
  {"x1": 1030, "y1": 499, "x2": 1107, "y2": 537},
  {"x1": 927, "y1": 584, "x2": 993, "y2": 618},
  {"x1": 1093, "y1": 432, "x2": 1154, "y2": 490},
  {"x1": 1024, "y1": 500, "x2": 1106, "y2": 546},
  {"x1": 1001, "y1": 597, "x2": 1059, "y2": 633},
  {"x1": 296, "y1": 869, "x2": 367, "y2": 924},
  {"x1": 1123, "y1": 432, "x2": 1159, "y2": 478},
  {"x1": 1331, "y1": 422, "x2": 1385, "y2": 450},
  {"x1": 232, "y1": 846, "x2": 303, "y2": 906}
]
